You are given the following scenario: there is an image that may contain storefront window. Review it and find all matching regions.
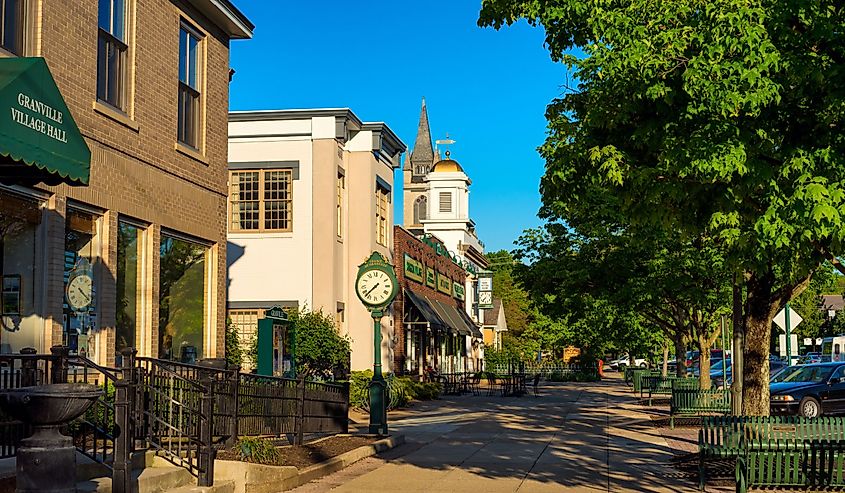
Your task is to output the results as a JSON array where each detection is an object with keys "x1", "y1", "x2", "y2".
[
  {"x1": 0, "y1": 193, "x2": 40, "y2": 353},
  {"x1": 158, "y1": 235, "x2": 206, "y2": 363},
  {"x1": 64, "y1": 209, "x2": 100, "y2": 359},
  {"x1": 116, "y1": 222, "x2": 142, "y2": 359}
]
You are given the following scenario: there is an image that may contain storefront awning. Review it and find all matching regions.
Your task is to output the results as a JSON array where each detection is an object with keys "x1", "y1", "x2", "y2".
[
  {"x1": 403, "y1": 289, "x2": 449, "y2": 332},
  {"x1": 0, "y1": 57, "x2": 91, "y2": 186},
  {"x1": 430, "y1": 299, "x2": 483, "y2": 337}
]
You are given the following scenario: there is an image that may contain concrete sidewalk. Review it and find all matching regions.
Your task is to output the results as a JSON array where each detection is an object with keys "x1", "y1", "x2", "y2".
[{"x1": 292, "y1": 377, "x2": 697, "y2": 492}]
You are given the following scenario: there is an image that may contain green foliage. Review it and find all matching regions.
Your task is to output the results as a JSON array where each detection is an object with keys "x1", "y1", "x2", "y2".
[
  {"x1": 224, "y1": 318, "x2": 243, "y2": 368},
  {"x1": 348, "y1": 371, "x2": 440, "y2": 411},
  {"x1": 236, "y1": 437, "x2": 280, "y2": 464},
  {"x1": 287, "y1": 307, "x2": 351, "y2": 379},
  {"x1": 479, "y1": 0, "x2": 845, "y2": 411}
]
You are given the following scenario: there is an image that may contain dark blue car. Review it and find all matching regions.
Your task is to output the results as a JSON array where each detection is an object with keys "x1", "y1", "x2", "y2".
[{"x1": 770, "y1": 363, "x2": 845, "y2": 417}]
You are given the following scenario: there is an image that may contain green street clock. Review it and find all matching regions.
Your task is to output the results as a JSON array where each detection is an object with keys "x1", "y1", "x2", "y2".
[
  {"x1": 355, "y1": 251, "x2": 397, "y2": 436},
  {"x1": 355, "y1": 252, "x2": 398, "y2": 310}
]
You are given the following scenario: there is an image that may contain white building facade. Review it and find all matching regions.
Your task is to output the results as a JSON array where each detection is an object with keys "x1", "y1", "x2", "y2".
[{"x1": 227, "y1": 109, "x2": 405, "y2": 372}]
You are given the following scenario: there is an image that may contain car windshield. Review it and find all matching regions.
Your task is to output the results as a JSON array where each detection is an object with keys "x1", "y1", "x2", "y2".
[{"x1": 779, "y1": 366, "x2": 834, "y2": 383}]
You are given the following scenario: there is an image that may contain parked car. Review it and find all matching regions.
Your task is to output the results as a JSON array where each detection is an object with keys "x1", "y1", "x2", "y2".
[
  {"x1": 800, "y1": 352, "x2": 822, "y2": 364},
  {"x1": 711, "y1": 359, "x2": 787, "y2": 388},
  {"x1": 770, "y1": 363, "x2": 845, "y2": 417},
  {"x1": 608, "y1": 355, "x2": 649, "y2": 370}
]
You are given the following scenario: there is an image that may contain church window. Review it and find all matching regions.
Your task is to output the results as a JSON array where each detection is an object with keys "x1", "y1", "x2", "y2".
[
  {"x1": 439, "y1": 192, "x2": 452, "y2": 213},
  {"x1": 413, "y1": 196, "x2": 427, "y2": 224}
]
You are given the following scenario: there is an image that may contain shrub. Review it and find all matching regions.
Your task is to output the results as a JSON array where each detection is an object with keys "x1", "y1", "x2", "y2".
[
  {"x1": 405, "y1": 380, "x2": 441, "y2": 400},
  {"x1": 288, "y1": 307, "x2": 351, "y2": 379},
  {"x1": 236, "y1": 437, "x2": 280, "y2": 464}
]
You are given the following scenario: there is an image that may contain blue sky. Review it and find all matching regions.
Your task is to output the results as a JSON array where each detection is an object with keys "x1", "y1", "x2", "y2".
[{"x1": 229, "y1": 1, "x2": 567, "y2": 252}]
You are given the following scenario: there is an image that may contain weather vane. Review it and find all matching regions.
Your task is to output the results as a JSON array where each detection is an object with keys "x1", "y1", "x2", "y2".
[{"x1": 435, "y1": 133, "x2": 456, "y2": 158}]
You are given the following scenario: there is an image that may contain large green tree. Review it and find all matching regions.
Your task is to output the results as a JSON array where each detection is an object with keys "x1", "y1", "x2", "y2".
[{"x1": 481, "y1": 0, "x2": 845, "y2": 414}]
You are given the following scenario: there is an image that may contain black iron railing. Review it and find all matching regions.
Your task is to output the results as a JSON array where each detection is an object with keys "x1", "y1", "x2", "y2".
[{"x1": 0, "y1": 347, "x2": 350, "y2": 490}]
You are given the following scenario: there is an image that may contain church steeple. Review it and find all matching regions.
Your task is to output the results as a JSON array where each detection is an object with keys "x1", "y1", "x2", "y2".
[{"x1": 410, "y1": 98, "x2": 434, "y2": 173}]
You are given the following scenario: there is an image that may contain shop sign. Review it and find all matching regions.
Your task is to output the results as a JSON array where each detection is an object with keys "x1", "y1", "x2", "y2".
[
  {"x1": 425, "y1": 265, "x2": 436, "y2": 288},
  {"x1": 265, "y1": 305, "x2": 289, "y2": 321},
  {"x1": 478, "y1": 276, "x2": 493, "y2": 293},
  {"x1": 404, "y1": 254, "x2": 424, "y2": 283},
  {"x1": 437, "y1": 272, "x2": 452, "y2": 295},
  {"x1": 453, "y1": 282, "x2": 465, "y2": 301}
]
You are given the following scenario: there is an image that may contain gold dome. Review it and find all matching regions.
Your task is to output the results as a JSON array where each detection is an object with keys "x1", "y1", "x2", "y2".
[{"x1": 431, "y1": 159, "x2": 464, "y2": 173}]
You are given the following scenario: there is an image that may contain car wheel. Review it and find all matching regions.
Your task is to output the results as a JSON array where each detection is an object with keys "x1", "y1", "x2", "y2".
[
  {"x1": 799, "y1": 397, "x2": 822, "y2": 418},
  {"x1": 639, "y1": 363, "x2": 647, "y2": 368}
]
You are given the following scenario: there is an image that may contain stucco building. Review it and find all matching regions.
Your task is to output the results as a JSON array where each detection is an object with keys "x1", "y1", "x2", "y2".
[
  {"x1": 0, "y1": 0, "x2": 252, "y2": 367},
  {"x1": 226, "y1": 108, "x2": 406, "y2": 372}
]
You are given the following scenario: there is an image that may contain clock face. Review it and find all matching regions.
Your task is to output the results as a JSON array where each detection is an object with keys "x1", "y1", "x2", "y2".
[
  {"x1": 356, "y1": 269, "x2": 395, "y2": 306},
  {"x1": 478, "y1": 291, "x2": 493, "y2": 306},
  {"x1": 67, "y1": 275, "x2": 93, "y2": 311}
]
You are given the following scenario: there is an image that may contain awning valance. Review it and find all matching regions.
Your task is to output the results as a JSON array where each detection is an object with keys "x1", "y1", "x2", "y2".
[
  {"x1": 0, "y1": 57, "x2": 91, "y2": 186},
  {"x1": 403, "y1": 289, "x2": 448, "y2": 332}
]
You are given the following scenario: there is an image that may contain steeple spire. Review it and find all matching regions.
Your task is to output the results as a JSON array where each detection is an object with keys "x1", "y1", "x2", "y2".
[{"x1": 410, "y1": 98, "x2": 434, "y2": 169}]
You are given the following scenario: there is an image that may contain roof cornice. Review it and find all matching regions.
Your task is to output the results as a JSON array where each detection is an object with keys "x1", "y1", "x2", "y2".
[
  {"x1": 229, "y1": 108, "x2": 362, "y2": 127},
  {"x1": 187, "y1": 0, "x2": 253, "y2": 39}
]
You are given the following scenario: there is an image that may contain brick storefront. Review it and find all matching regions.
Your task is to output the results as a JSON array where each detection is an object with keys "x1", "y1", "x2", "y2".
[
  {"x1": 0, "y1": 1, "x2": 252, "y2": 366},
  {"x1": 393, "y1": 226, "x2": 480, "y2": 375}
]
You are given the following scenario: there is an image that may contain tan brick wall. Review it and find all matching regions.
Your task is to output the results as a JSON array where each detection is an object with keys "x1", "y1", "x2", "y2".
[{"x1": 19, "y1": 0, "x2": 234, "y2": 361}]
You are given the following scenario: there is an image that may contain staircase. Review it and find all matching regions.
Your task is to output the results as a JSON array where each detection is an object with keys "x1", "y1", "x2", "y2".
[{"x1": 75, "y1": 452, "x2": 235, "y2": 493}]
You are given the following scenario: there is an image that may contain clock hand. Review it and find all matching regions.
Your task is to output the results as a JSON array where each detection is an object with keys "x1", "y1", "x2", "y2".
[
  {"x1": 76, "y1": 287, "x2": 90, "y2": 302},
  {"x1": 365, "y1": 283, "x2": 381, "y2": 297}
]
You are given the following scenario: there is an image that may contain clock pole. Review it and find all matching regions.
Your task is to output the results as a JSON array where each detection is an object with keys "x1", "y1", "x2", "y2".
[{"x1": 369, "y1": 309, "x2": 387, "y2": 435}]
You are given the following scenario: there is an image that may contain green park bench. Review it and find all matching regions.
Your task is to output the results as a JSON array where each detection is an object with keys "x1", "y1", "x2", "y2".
[
  {"x1": 641, "y1": 375, "x2": 699, "y2": 405},
  {"x1": 631, "y1": 369, "x2": 660, "y2": 393},
  {"x1": 736, "y1": 438, "x2": 845, "y2": 493},
  {"x1": 698, "y1": 416, "x2": 845, "y2": 491},
  {"x1": 669, "y1": 385, "x2": 730, "y2": 429}
]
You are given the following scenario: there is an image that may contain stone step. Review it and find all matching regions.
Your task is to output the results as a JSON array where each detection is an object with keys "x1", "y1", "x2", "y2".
[
  {"x1": 164, "y1": 479, "x2": 235, "y2": 493},
  {"x1": 76, "y1": 465, "x2": 194, "y2": 493}
]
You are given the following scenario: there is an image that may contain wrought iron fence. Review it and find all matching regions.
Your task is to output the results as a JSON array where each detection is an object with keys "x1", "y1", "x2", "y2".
[{"x1": 0, "y1": 347, "x2": 351, "y2": 489}]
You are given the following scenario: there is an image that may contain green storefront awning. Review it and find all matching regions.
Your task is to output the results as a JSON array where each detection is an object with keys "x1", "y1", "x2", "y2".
[{"x1": 0, "y1": 57, "x2": 90, "y2": 186}]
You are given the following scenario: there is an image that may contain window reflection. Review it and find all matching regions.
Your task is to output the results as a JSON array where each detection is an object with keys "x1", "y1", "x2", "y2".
[
  {"x1": 116, "y1": 222, "x2": 141, "y2": 360},
  {"x1": 158, "y1": 235, "x2": 205, "y2": 363}
]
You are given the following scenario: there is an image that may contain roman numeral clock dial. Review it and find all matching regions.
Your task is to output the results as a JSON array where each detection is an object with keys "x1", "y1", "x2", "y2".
[{"x1": 356, "y1": 269, "x2": 394, "y2": 306}]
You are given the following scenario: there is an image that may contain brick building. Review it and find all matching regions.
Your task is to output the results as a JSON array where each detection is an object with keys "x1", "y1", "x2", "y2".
[
  {"x1": 0, "y1": 0, "x2": 252, "y2": 366},
  {"x1": 393, "y1": 226, "x2": 482, "y2": 376}
]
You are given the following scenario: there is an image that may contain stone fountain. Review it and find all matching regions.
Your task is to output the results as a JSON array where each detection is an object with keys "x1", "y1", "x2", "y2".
[{"x1": 0, "y1": 383, "x2": 103, "y2": 493}]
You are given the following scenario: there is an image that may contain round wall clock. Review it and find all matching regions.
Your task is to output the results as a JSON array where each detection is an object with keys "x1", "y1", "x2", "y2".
[{"x1": 66, "y1": 272, "x2": 93, "y2": 311}]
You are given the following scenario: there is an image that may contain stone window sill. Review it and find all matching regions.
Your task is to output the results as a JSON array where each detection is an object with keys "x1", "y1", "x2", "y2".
[
  {"x1": 175, "y1": 141, "x2": 209, "y2": 165},
  {"x1": 93, "y1": 100, "x2": 139, "y2": 132}
]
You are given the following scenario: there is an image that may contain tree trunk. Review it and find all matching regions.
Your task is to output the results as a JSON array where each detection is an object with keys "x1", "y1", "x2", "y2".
[
  {"x1": 731, "y1": 273, "x2": 744, "y2": 415},
  {"x1": 673, "y1": 331, "x2": 686, "y2": 377},
  {"x1": 662, "y1": 343, "x2": 669, "y2": 377},
  {"x1": 742, "y1": 273, "x2": 779, "y2": 416},
  {"x1": 698, "y1": 340, "x2": 712, "y2": 390}
]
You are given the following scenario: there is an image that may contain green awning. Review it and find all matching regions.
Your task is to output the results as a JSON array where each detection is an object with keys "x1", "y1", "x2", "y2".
[{"x1": 0, "y1": 57, "x2": 90, "y2": 186}]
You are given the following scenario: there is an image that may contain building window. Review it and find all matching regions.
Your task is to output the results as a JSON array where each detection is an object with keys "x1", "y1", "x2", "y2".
[
  {"x1": 64, "y1": 210, "x2": 101, "y2": 359},
  {"x1": 413, "y1": 196, "x2": 427, "y2": 224},
  {"x1": 336, "y1": 173, "x2": 344, "y2": 238},
  {"x1": 97, "y1": 0, "x2": 128, "y2": 110},
  {"x1": 158, "y1": 235, "x2": 206, "y2": 363},
  {"x1": 439, "y1": 192, "x2": 452, "y2": 213},
  {"x1": 1, "y1": 275, "x2": 20, "y2": 315},
  {"x1": 0, "y1": 0, "x2": 24, "y2": 56},
  {"x1": 375, "y1": 184, "x2": 389, "y2": 246},
  {"x1": 116, "y1": 221, "x2": 143, "y2": 358},
  {"x1": 229, "y1": 169, "x2": 293, "y2": 233},
  {"x1": 228, "y1": 309, "x2": 260, "y2": 370},
  {"x1": 177, "y1": 22, "x2": 202, "y2": 149}
]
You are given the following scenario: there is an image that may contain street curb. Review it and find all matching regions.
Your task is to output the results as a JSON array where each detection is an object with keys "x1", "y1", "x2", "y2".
[
  {"x1": 292, "y1": 434, "x2": 406, "y2": 488},
  {"x1": 215, "y1": 434, "x2": 406, "y2": 493}
]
